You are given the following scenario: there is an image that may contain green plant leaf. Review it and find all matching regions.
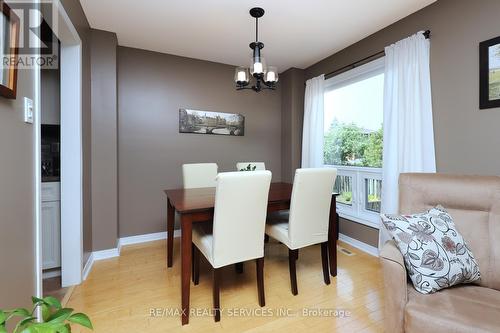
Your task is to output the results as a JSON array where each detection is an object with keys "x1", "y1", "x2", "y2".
[
  {"x1": 41, "y1": 304, "x2": 51, "y2": 322},
  {"x1": 25, "y1": 321, "x2": 65, "y2": 333},
  {"x1": 57, "y1": 324, "x2": 71, "y2": 333},
  {"x1": 0, "y1": 324, "x2": 7, "y2": 333},
  {"x1": 19, "y1": 327, "x2": 37, "y2": 333},
  {"x1": 13, "y1": 316, "x2": 36, "y2": 333},
  {"x1": 27, "y1": 325, "x2": 53, "y2": 333},
  {"x1": 0, "y1": 310, "x2": 6, "y2": 325},
  {"x1": 31, "y1": 297, "x2": 44, "y2": 305},
  {"x1": 6, "y1": 308, "x2": 31, "y2": 321},
  {"x1": 68, "y1": 313, "x2": 93, "y2": 329},
  {"x1": 43, "y1": 297, "x2": 62, "y2": 310},
  {"x1": 48, "y1": 308, "x2": 73, "y2": 323}
]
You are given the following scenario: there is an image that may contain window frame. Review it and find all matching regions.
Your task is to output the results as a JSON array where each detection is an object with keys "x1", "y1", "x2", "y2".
[{"x1": 323, "y1": 57, "x2": 385, "y2": 229}]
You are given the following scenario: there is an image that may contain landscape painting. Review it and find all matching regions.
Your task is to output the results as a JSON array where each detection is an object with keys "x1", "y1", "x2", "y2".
[
  {"x1": 179, "y1": 109, "x2": 245, "y2": 136},
  {"x1": 480, "y1": 36, "x2": 500, "y2": 109},
  {"x1": 488, "y1": 43, "x2": 500, "y2": 101}
]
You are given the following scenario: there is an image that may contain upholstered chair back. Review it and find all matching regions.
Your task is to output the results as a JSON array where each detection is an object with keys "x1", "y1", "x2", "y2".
[
  {"x1": 288, "y1": 168, "x2": 337, "y2": 249},
  {"x1": 236, "y1": 162, "x2": 266, "y2": 171},
  {"x1": 212, "y1": 171, "x2": 272, "y2": 268},
  {"x1": 182, "y1": 163, "x2": 218, "y2": 189},
  {"x1": 399, "y1": 173, "x2": 500, "y2": 290}
]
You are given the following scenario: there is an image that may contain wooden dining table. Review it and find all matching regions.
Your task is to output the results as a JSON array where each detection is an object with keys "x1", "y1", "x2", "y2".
[{"x1": 164, "y1": 182, "x2": 339, "y2": 325}]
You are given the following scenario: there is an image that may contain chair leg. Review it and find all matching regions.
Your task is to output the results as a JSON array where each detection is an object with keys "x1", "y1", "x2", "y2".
[
  {"x1": 264, "y1": 234, "x2": 269, "y2": 243},
  {"x1": 193, "y1": 245, "x2": 200, "y2": 285},
  {"x1": 213, "y1": 268, "x2": 221, "y2": 322},
  {"x1": 256, "y1": 257, "x2": 265, "y2": 307},
  {"x1": 235, "y1": 262, "x2": 244, "y2": 274},
  {"x1": 288, "y1": 249, "x2": 298, "y2": 295},
  {"x1": 321, "y1": 242, "x2": 331, "y2": 285}
]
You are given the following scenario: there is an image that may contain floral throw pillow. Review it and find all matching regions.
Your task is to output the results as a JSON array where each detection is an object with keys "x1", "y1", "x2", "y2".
[{"x1": 381, "y1": 206, "x2": 480, "y2": 294}]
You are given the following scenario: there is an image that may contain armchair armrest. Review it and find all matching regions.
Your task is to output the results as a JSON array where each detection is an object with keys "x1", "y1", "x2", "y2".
[{"x1": 380, "y1": 240, "x2": 408, "y2": 333}]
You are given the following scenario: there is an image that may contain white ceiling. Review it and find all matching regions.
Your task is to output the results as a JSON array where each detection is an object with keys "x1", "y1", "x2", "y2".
[{"x1": 80, "y1": 0, "x2": 436, "y2": 72}]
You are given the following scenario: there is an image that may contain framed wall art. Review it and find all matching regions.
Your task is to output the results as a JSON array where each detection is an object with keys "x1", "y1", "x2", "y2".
[{"x1": 480, "y1": 36, "x2": 500, "y2": 109}]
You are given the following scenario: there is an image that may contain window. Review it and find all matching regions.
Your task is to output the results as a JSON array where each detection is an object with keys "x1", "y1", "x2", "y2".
[{"x1": 324, "y1": 57, "x2": 384, "y2": 228}]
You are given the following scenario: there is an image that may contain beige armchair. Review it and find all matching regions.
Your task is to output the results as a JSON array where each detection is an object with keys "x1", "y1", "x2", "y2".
[{"x1": 380, "y1": 173, "x2": 500, "y2": 332}]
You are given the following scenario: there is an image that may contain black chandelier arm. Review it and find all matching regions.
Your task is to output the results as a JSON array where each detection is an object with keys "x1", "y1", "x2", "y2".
[
  {"x1": 262, "y1": 80, "x2": 276, "y2": 88},
  {"x1": 235, "y1": 84, "x2": 275, "y2": 92}
]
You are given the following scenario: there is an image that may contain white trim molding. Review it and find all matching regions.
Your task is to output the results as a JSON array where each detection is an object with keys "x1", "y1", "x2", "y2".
[
  {"x1": 339, "y1": 233, "x2": 378, "y2": 257},
  {"x1": 42, "y1": 269, "x2": 61, "y2": 279},
  {"x1": 118, "y1": 230, "x2": 180, "y2": 250},
  {"x1": 92, "y1": 248, "x2": 120, "y2": 261},
  {"x1": 82, "y1": 253, "x2": 94, "y2": 281}
]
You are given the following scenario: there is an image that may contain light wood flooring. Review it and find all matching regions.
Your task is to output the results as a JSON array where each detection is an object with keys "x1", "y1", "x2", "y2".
[
  {"x1": 43, "y1": 276, "x2": 68, "y2": 302},
  {"x1": 67, "y1": 239, "x2": 384, "y2": 332}
]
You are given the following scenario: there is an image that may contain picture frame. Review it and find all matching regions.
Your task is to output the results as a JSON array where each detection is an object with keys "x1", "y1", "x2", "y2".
[
  {"x1": 0, "y1": 1, "x2": 20, "y2": 99},
  {"x1": 179, "y1": 109, "x2": 245, "y2": 136},
  {"x1": 479, "y1": 36, "x2": 500, "y2": 109}
]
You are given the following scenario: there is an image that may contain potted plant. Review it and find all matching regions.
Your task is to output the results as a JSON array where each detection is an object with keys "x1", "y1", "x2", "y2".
[
  {"x1": 0, "y1": 296, "x2": 92, "y2": 333},
  {"x1": 239, "y1": 164, "x2": 257, "y2": 171}
]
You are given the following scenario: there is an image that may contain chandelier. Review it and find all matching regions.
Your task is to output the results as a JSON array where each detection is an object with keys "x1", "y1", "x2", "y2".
[{"x1": 234, "y1": 7, "x2": 278, "y2": 92}]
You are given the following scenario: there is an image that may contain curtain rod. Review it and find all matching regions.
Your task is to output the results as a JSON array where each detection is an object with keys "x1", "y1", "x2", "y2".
[{"x1": 324, "y1": 30, "x2": 431, "y2": 80}]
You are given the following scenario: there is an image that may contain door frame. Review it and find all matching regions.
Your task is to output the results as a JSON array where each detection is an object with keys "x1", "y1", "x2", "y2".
[{"x1": 35, "y1": 0, "x2": 83, "y2": 298}]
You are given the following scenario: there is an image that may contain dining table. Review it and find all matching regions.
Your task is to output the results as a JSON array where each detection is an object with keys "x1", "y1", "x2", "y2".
[{"x1": 164, "y1": 182, "x2": 340, "y2": 325}]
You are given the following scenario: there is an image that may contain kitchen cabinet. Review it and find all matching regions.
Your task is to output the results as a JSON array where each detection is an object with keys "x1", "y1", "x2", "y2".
[{"x1": 42, "y1": 182, "x2": 61, "y2": 270}]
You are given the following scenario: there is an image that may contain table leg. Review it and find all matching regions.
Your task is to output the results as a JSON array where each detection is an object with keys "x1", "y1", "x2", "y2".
[
  {"x1": 181, "y1": 214, "x2": 192, "y2": 325},
  {"x1": 167, "y1": 198, "x2": 175, "y2": 267},
  {"x1": 328, "y1": 195, "x2": 338, "y2": 277}
]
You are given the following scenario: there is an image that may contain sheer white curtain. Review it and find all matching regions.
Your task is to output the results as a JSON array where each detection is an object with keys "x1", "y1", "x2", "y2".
[
  {"x1": 379, "y1": 32, "x2": 436, "y2": 248},
  {"x1": 301, "y1": 74, "x2": 325, "y2": 168}
]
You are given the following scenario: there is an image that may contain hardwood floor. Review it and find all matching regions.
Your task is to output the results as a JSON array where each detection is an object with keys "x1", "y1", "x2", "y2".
[
  {"x1": 67, "y1": 239, "x2": 384, "y2": 333},
  {"x1": 43, "y1": 276, "x2": 68, "y2": 302}
]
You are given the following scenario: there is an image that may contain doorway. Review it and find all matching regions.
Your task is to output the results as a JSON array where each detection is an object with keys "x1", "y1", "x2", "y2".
[{"x1": 35, "y1": 0, "x2": 83, "y2": 300}]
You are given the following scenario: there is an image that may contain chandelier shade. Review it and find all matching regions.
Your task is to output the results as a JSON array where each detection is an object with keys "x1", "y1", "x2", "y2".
[{"x1": 235, "y1": 7, "x2": 277, "y2": 92}]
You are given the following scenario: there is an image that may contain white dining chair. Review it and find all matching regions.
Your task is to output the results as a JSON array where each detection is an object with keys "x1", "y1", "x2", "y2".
[
  {"x1": 191, "y1": 170, "x2": 272, "y2": 322},
  {"x1": 265, "y1": 168, "x2": 337, "y2": 295},
  {"x1": 182, "y1": 163, "x2": 218, "y2": 189},
  {"x1": 236, "y1": 162, "x2": 266, "y2": 171}
]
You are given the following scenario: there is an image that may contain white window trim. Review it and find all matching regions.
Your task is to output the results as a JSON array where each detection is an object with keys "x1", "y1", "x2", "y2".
[
  {"x1": 326, "y1": 165, "x2": 382, "y2": 229},
  {"x1": 324, "y1": 56, "x2": 385, "y2": 91},
  {"x1": 323, "y1": 57, "x2": 384, "y2": 229}
]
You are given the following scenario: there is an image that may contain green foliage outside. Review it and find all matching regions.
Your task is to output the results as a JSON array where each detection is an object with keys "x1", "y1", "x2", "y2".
[
  {"x1": 337, "y1": 191, "x2": 352, "y2": 205},
  {"x1": 324, "y1": 120, "x2": 383, "y2": 168}
]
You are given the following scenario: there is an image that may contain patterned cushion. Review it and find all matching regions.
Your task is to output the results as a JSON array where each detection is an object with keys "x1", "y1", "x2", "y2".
[{"x1": 380, "y1": 206, "x2": 481, "y2": 294}]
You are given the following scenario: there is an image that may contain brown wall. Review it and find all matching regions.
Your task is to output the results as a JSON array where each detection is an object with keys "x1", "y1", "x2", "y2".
[
  {"x1": 90, "y1": 29, "x2": 118, "y2": 251},
  {"x1": 285, "y1": 0, "x2": 500, "y2": 247},
  {"x1": 280, "y1": 68, "x2": 305, "y2": 183},
  {"x1": 117, "y1": 47, "x2": 282, "y2": 237},
  {"x1": 0, "y1": 0, "x2": 91, "y2": 309},
  {"x1": 0, "y1": 34, "x2": 36, "y2": 308}
]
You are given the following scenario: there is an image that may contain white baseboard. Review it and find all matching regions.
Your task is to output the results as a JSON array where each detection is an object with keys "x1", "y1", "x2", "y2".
[
  {"x1": 339, "y1": 233, "x2": 379, "y2": 257},
  {"x1": 118, "y1": 230, "x2": 180, "y2": 250},
  {"x1": 82, "y1": 253, "x2": 94, "y2": 280},
  {"x1": 43, "y1": 269, "x2": 61, "y2": 279},
  {"x1": 92, "y1": 247, "x2": 120, "y2": 261},
  {"x1": 82, "y1": 231, "x2": 180, "y2": 281}
]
